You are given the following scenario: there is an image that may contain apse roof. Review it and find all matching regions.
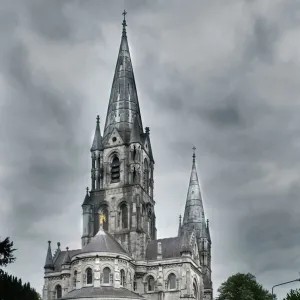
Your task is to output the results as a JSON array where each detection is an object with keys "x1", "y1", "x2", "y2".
[{"x1": 81, "y1": 228, "x2": 127, "y2": 255}]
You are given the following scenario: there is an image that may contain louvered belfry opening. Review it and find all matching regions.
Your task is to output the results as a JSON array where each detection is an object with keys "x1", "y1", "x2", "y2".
[{"x1": 111, "y1": 156, "x2": 120, "y2": 183}]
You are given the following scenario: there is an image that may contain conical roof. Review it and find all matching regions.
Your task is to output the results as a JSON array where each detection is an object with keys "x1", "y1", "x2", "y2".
[
  {"x1": 81, "y1": 228, "x2": 127, "y2": 255},
  {"x1": 44, "y1": 241, "x2": 54, "y2": 270},
  {"x1": 103, "y1": 13, "x2": 143, "y2": 144},
  {"x1": 182, "y1": 148, "x2": 207, "y2": 238},
  {"x1": 62, "y1": 247, "x2": 71, "y2": 265}
]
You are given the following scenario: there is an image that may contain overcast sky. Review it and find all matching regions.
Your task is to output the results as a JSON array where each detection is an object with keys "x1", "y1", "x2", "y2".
[{"x1": 1, "y1": 0, "x2": 300, "y2": 299}]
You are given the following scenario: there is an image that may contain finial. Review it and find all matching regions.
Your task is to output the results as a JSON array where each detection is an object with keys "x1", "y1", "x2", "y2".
[
  {"x1": 86, "y1": 187, "x2": 89, "y2": 194},
  {"x1": 122, "y1": 10, "x2": 127, "y2": 37},
  {"x1": 66, "y1": 247, "x2": 69, "y2": 251},
  {"x1": 96, "y1": 115, "x2": 100, "y2": 124},
  {"x1": 57, "y1": 242, "x2": 61, "y2": 249},
  {"x1": 192, "y1": 146, "x2": 196, "y2": 164},
  {"x1": 206, "y1": 219, "x2": 209, "y2": 227},
  {"x1": 145, "y1": 127, "x2": 150, "y2": 134},
  {"x1": 179, "y1": 214, "x2": 182, "y2": 225},
  {"x1": 48, "y1": 241, "x2": 51, "y2": 245}
]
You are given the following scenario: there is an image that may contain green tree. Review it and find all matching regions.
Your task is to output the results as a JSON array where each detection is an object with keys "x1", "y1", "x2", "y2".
[
  {"x1": 216, "y1": 273, "x2": 275, "y2": 300},
  {"x1": 0, "y1": 237, "x2": 40, "y2": 300},
  {"x1": 284, "y1": 289, "x2": 300, "y2": 300},
  {"x1": 0, "y1": 272, "x2": 40, "y2": 300},
  {"x1": 0, "y1": 237, "x2": 16, "y2": 274}
]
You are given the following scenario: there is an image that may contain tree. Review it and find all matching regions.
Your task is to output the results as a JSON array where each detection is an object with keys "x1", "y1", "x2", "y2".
[
  {"x1": 0, "y1": 272, "x2": 40, "y2": 300},
  {"x1": 216, "y1": 273, "x2": 275, "y2": 300},
  {"x1": 0, "y1": 237, "x2": 16, "y2": 274},
  {"x1": 284, "y1": 289, "x2": 300, "y2": 300}
]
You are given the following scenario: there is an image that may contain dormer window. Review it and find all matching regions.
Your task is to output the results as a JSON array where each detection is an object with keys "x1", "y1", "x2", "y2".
[{"x1": 111, "y1": 156, "x2": 120, "y2": 183}]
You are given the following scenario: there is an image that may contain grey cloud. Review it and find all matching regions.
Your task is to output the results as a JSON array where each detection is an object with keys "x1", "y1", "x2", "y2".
[{"x1": 1, "y1": 1, "x2": 300, "y2": 300}]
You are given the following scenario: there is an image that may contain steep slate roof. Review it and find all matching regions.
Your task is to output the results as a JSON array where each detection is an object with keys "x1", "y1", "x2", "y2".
[
  {"x1": 146, "y1": 237, "x2": 181, "y2": 260},
  {"x1": 62, "y1": 286, "x2": 144, "y2": 299},
  {"x1": 81, "y1": 228, "x2": 127, "y2": 255},
  {"x1": 103, "y1": 15, "x2": 143, "y2": 145},
  {"x1": 53, "y1": 249, "x2": 81, "y2": 272}
]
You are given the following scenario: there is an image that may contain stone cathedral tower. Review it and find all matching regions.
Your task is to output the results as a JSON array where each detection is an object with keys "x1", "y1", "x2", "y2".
[{"x1": 42, "y1": 12, "x2": 213, "y2": 300}]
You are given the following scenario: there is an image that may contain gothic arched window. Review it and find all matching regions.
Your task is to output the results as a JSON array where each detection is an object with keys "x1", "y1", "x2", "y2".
[
  {"x1": 86, "y1": 267, "x2": 93, "y2": 284},
  {"x1": 168, "y1": 273, "x2": 176, "y2": 290},
  {"x1": 103, "y1": 267, "x2": 111, "y2": 284},
  {"x1": 55, "y1": 285, "x2": 62, "y2": 299},
  {"x1": 147, "y1": 275, "x2": 155, "y2": 292},
  {"x1": 193, "y1": 281, "x2": 198, "y2": 300},
  {"x1": 120, "y1": 269, "x2": 126, "y2": 286},
  {"x1": 73, "y1": 270, "x2": 77, "y2": 287},
  {"x1": 111, "y1": 156, "x2": 120, "y2": 183},
  {"x1": 120, "y1": 203, "x2": 128, "y2": 229}
]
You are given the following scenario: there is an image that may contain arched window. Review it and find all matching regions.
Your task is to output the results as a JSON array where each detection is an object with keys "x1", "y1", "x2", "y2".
[
  {"x1": 86, "y1": 267, "x2": 93, "y2": 284},
  {"x1": 147, "y1": 275, "x2": 155, "y2": 292},
  {"x1": 99, "y1": 207, "x2": 109, "y2": 231},
  {"x1": 55, "y1": 285, "x2": 62, "y2": 299},
  {"x1": 73, "y1": 270, "x2": 77, "y2": 287},
  {"x1": 120, "y1": 269, "x2": 126, "y2": 287},
  {"x1": 143, "y1": 159, "x2": 149, "y2": 193},
  {"x1": 120, "y1": 203, "x2": 128, "y2": 228},
  {"x1": 193, "y1": 281, "x2": 198, "y2": 300},
  {"x1": 103, "y1": 267, "x2": 111, "y2": 284},
  {"x1": 168, "y1": 273, "x2": 176, "y2": 290},
  {"x1": 111, "y1": 156, "x2": 120, "y2": 183}
]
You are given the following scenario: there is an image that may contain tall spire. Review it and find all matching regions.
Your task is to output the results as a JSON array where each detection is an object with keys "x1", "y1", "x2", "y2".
[
  {"x1": 182, "y1": 147, "x2": 207, "y2": 238},
  {"x1": 91, "y1": 115, "x2": 103, "y2": 151},
  {"x1": 44, "y1": 241, "x2": 54, "y2": 271},
  {"x1": 103, "y1": 11, "x2": 143, "y2": 144}
]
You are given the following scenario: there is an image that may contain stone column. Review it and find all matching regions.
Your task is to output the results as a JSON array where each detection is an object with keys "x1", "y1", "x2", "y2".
[
  {"x1": 94, "y1": 257, "x2": 101, "y2": 287},
  {"x1": 114, "y1": 258, "x2": 120, "y2": 288}
]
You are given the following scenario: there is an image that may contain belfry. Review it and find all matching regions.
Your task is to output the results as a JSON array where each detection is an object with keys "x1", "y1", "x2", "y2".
[{"x1": 42, "y1": 12, "x2": 213, "y2": 300}]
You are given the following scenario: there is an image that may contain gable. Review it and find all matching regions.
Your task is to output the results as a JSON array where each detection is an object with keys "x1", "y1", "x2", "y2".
[{"x1": 105, "y1": 128, "x2": 124, "y2": 147}]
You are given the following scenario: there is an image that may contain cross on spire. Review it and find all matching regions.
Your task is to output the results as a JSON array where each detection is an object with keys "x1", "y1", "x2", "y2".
[
  {"x1": 122, "y1": 10, "x2": 127, "y2": 36},
  {"x1": 192, "y1": 146, "x2": 196, "y2": 163}
]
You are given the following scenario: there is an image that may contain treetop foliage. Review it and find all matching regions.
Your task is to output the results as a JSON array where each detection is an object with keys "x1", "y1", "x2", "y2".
[{"x1": 216, "y1": 272, "x2": 274, "y2": 300}]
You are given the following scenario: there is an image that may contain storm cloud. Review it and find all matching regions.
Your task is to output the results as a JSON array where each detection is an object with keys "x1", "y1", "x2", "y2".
[{"x1": 1, "y1": 0, "x2": 300, "y2": 299}]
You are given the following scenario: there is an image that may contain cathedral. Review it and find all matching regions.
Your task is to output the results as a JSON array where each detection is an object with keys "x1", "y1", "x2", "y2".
[{"x1": 42, "y1": 12, "x2": 213, "y2": 300}]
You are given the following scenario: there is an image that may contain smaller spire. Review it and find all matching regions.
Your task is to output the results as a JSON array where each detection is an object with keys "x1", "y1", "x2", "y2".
[
  {"x1": 122, "y1": 10, "x2": 127, "y2": 37},
  {"x1": 44, "y1": 241, "x2": 54, "y2": 271},
  {"x1": 82, "y1": 187, "x2": 91, "y2": 206},
  {"x1": 91, "y1": 115, "x2": 103, "y2": 151},
  {"x1": 62, "y1": 247, "x2": 71, "y2": 265}
]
